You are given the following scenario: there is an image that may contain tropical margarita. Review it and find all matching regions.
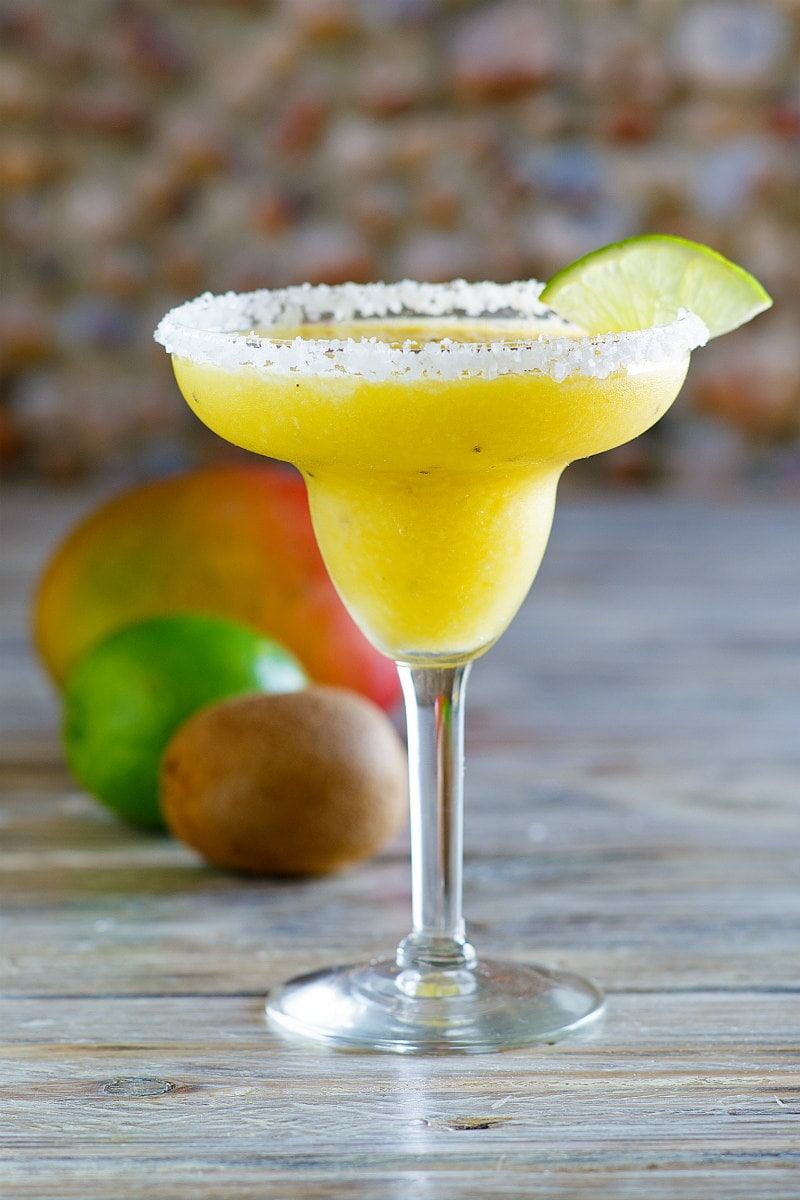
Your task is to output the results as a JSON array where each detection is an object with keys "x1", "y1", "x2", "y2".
[
  {"x1": 155, "y1": 245, "x2": 770, "y2": 1054},
  {"x1": 167, "y1": 300, "x2": 699, "y2": 664}
]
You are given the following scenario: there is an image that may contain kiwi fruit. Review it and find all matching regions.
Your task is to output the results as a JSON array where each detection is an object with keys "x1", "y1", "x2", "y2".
[{"x1": 160, "y1": 686, "x2": 407, "y2": 875}]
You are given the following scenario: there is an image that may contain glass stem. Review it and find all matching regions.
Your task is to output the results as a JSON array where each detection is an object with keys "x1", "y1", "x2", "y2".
[{"x1": 395, "y1": 664, "x2": 477, "y2": 973}]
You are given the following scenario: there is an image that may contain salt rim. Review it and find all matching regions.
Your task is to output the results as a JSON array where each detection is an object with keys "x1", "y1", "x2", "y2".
[{"x1": 154, "y1": 279, "x2": 709, "y2": 383}]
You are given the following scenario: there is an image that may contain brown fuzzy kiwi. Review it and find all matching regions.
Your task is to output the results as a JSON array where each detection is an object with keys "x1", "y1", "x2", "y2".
[{"x1": 160, "y1": 686, "x2": 407, "y2": 876}]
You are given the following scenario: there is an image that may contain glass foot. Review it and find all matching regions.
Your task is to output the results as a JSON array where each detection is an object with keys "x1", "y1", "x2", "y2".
[{"x1": 266, "y1": 956, "x2": 604, "y2": 1054}]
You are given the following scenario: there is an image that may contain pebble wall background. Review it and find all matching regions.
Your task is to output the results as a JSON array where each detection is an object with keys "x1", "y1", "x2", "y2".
[{"x1": 2, "y1": 0, "x2": 800, "y2": 484}]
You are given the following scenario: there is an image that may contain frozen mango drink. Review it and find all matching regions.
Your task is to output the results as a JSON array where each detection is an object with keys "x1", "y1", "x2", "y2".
[
  {"x1": 156, "y1": 236, "x2": 771, "y2": 1053},
  {"x1": 168, "y1": 305, "x2": 694, "y2": 664}
]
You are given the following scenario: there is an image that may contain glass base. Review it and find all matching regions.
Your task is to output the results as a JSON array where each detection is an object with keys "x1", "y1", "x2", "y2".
[{"x1": 266, "y1": 956, "x2": 604, "y2": 1054}]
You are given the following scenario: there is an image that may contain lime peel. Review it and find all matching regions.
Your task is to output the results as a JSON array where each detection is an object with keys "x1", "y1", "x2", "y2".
[
  {"x1": 62, "y1": 613, "x2": 307, "y2": 829},
  {"x1": 540, "y1": 234, "x2": 772, "y2": 339}
]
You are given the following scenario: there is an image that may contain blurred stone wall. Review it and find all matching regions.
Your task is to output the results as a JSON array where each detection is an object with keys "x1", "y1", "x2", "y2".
[{"x1": 2, "y1": 0, "x2": 799, "y2": 484}]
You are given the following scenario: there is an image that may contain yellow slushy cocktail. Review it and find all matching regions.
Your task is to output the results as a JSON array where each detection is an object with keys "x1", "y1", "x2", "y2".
[
  {"x1": 164, "y1": 289, "x2": 703, "y2": 665},
  {"x1": 155, "y1": 244, "x2": 771, "y2": 1054}
]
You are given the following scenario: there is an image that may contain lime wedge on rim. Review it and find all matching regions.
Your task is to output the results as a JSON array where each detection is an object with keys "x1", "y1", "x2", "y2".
[{"x1": 540, "y1": 234, "x2": 772, "y2": 338}]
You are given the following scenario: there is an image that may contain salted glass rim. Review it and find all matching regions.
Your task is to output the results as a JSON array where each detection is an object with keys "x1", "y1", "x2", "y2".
[{"x1": 153, "y1": 278, "x2": 709, "y2": 382}]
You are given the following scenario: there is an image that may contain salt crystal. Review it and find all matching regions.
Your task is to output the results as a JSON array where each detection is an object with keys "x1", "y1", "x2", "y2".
[{"x1": 153, "y1": 280, "x2": 709, "y2": 382}]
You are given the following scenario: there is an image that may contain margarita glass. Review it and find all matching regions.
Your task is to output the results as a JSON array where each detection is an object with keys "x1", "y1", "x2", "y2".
[{"x1": 155, "y1": 279, "x2": 708, "y2": 1053}]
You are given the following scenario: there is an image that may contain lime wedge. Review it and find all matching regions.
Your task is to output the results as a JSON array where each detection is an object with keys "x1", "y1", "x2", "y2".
[{"x1": 540, "y1": 234, "x2": 772, "y2": 338}]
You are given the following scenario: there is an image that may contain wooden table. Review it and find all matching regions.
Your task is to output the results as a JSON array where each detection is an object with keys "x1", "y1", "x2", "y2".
[{"x1": 2, "y1": 482, "x2": 799, "y2": 1198}]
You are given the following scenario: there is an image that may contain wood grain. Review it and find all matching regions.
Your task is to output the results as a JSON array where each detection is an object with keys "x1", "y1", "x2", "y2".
[{"x1": 1, "y1": 483, "x2": 799, "y2": 1198}]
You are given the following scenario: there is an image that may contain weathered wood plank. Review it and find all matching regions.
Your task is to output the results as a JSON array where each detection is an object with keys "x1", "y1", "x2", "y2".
[
  {"x1": 1, "y1": 1168, "x2": 798, "y2": 1200},
  {"x1": 2, "y1": 485, "x2": 800, "y2": 1198}
]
